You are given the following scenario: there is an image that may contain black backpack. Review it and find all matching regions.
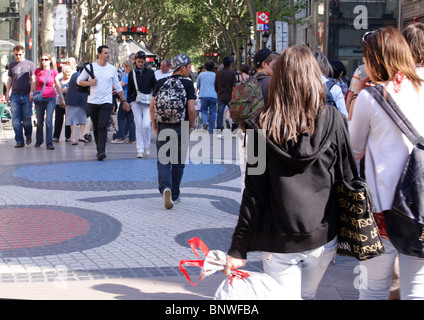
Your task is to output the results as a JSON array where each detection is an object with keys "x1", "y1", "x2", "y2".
[
  {"x1": 77, "y1": 63, "x2": 95, "y2": 94},
  {"x1": 367, "y1": 85, "x2": 424, "y2": 257},
  {"x1": 324, "y1": 80, "x2": 337, "y2": 108}
]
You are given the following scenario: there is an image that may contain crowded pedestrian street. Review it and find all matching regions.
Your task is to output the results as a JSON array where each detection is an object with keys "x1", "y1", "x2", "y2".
[{"x1": 0, "y1": 124, "x2": 358, "y2": 300}]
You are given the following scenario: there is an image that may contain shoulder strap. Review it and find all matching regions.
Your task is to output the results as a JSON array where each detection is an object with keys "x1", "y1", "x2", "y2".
[
  {"x1": 366, "y1": 85, "x2": 424, "y2": 147},
  {"x1": 132, "y1": 70, "x2": 139, "y2": 91},
  {"x1": 325, "y1": 80, "x2": 336, "y2": 92},
  {"x1": 40, "y1": 69, "x2": 51, "y2": 93},
  {"x1": 83, "y1": 63, "x2": 95, "y2": 79}
]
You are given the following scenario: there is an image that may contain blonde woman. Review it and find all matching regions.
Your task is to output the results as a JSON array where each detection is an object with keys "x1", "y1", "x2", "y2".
[
  {"x1": 111, "y1": 60, "x2": 135, "y2": 143},
  {"x1": 224, "y1": 46, "x2": 354, "y2": 299}
]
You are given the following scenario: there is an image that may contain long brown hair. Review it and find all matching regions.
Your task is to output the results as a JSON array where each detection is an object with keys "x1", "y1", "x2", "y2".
[
  {"x1": 258, "y1": 45, "x2": 325, "y2": 145},
  {"x1": 362, "y1": 26, "x2": 422, "y2": 91},
  {"x1": 39, "y1": 53, "x2": 55, "y2": 70}
]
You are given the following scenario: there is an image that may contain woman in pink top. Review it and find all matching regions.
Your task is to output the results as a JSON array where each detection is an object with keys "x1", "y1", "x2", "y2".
[{"x1": 31, "y1": 53, "x2": 65, "y2": 150}]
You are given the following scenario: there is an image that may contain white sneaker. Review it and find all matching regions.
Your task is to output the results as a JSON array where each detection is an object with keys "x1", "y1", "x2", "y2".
[
  {"x1": 163, "y1": 188, "x2": 174, "y2": 209},
  {"x1": 145, "y1": 148, "x2": 150, "y2": 156},
  {"x1": 137, "y1": 152, "x2": 143, "y2": 158},
  {"x1": 174, "y1": 197, "x2": 181, "y2": 204},
  {"x1": 111, "y1": 139, "x2": 125, "y2": 144},
  {"x1": 217, "y1": 134, "x2": 223, "y2": 140}
]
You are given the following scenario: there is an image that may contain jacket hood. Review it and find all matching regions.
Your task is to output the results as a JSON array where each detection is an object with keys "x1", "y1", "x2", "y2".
[{"x1": 245, "y1": 106, "x2": 338, "y2": 173}]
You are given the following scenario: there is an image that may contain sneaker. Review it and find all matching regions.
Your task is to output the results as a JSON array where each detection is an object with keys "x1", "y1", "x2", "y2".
[
  {"x1": 145, "y1": 148, "x2": 150, "y2": 156},
  {"x1": 217, "y1": 134, "x2": 223, "y2": 140},
  {"x1": 111, "y1": 139, "x2": 125, "y2": 144},
  {"x1": 173, "y1": 197, "x2": 182, "y2": 205},
  {"x1": 137, "y1": 152, "x2": 143, "y2": 158},
  {"x1": 128, "y1": 140, "x2": 136, "y2": 144},
  {"x1": 52, "y1": 137, "x2": 59, "y2": 142},
  {"x1": 163, "y1": 188, "x2": 174, "y2": 209}
]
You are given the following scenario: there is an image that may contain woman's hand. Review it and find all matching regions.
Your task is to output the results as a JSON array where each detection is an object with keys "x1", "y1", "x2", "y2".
[{"x1": 224, "y1": 255, "x2": 246, "y2": 276}]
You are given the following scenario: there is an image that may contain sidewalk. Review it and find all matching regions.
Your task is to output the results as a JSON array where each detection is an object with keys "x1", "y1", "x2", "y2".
[{"x1": 0, "y1": 124, "x2": 359, "y2": 300}]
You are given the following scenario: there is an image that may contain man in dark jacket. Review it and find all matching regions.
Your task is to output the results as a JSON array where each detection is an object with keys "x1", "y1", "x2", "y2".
[{"x1": 214, "y1": 57, "x2": 236, "y2": 133}]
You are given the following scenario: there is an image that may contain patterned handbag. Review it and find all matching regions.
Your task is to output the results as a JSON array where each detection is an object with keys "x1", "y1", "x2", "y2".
[{"x1": 335, "y1": 115, "x2": 385, "y2": 261}]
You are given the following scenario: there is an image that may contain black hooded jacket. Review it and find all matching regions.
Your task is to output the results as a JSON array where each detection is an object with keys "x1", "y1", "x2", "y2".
[{"x1": 228, "y1": 106, "x2": 354, "y2": 259}]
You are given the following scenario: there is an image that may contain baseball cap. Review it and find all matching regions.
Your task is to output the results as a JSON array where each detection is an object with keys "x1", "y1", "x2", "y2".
[
  {"x1": 253, "y1": 49, "x2": 272, "y2": 68},
  {"x1": 172, "y1": 54, "x2": 192, "y2": 70}
]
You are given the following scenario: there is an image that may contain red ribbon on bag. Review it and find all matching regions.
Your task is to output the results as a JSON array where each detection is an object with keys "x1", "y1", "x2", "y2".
[
  {"x1": 228, "y1": 269, "x2": 250, "y2": 285},
  {"x1": 179, "y1": 237, "x2": 210, "y2": 286}
]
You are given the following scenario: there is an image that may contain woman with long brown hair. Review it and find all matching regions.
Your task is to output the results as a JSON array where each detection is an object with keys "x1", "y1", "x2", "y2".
[
  {"x1": 350, "y1": 26, "x2": 424, "y2": 299},
  {"x1": 32, "y1": 53, "x2": 65, "y2": 150},
  {"x1": 224, "y1": 45, "x2": 354, "y2": 299}
]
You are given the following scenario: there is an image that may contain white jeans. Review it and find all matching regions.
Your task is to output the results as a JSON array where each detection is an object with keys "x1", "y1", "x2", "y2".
[
  {"x1": 359, "y1": 238, "x2": 424, "y2": 300},
  {"x1": 131, "y1": 102, "x2": 151, "y2": 153},
  {"x1": 261, "y1": 237, "x2": 337, "y2": 300}
]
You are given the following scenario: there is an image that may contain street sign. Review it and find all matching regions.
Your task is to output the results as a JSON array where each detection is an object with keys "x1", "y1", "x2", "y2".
[
  {"x1": 132, "y1": 27, "x2": 147, "y2": 33},
  {"x1": 116, "y1": 26, "x2": 128, "y2": 32},
  {"x1": 256, "y1": 12, "x2": 269, "y2": 32}
]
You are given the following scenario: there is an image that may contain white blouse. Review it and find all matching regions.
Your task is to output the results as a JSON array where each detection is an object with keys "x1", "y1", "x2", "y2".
[{"x1": 349, "y1": 77, "x2": 424, "y2": 212}]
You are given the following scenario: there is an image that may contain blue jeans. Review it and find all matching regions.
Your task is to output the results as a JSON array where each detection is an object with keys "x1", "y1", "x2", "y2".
[
  {"x1": 156, "y1": 122, "x2": 189, "y2": 201},
  {"x1": 10, "y1": 93, "x2": 33, "y2": 144},
  {"x1": 35, "y1": 97, "x2": 56, "y2": 146},
  {"x1": 117, "y1": 101, "x2": 135, "y2": 141},
  {"x1": 200, "y1": 97, "x2": 217, "y2": 133},
  {"x1": 216, "y1": 100, "x2": 227, "y2": 130}
]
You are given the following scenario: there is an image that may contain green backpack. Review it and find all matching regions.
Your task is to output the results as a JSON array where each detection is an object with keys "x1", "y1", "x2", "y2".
[{"x1": 229, "y1": 75, "x2": 265, "y2": 125}]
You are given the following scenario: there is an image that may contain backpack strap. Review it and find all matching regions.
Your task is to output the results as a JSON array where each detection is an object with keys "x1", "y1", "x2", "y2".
[
  {"x1": 366, "y1": 85, "x2": 424, "y2": 147},
  {"x1": 83, "y1": 63, "x2": 95, "y2": 79},
  {"x1": 325, "y1": 80, "x2": 336, "y2": 92}
]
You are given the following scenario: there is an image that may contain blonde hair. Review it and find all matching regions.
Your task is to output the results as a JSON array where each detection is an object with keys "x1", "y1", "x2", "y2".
[
  {"x1": 122, "y1": 60, "x2": 134, "y2": 72},
  {"x1": 259, "y1": 45, "x2": 325, "y2": 145}
]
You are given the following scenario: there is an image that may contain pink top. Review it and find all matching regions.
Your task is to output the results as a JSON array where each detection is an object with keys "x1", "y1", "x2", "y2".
[{"x1": 34, "y1": 68, "x2": 58, "y2": 98}]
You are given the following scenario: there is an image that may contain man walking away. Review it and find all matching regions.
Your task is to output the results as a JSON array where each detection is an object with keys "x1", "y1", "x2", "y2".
[
  {"x1": 77, "y1": 45, "x2": 130, "y2": 161},
  {"x1": 214, "y1": 57, "x2": 236, "y2": 134},
  {"x1": 6, "y1": 45, "x2": 35, "y2": 148},
  {"x1": 150, "y1": 54, "x2": 196, "y2": 209}
]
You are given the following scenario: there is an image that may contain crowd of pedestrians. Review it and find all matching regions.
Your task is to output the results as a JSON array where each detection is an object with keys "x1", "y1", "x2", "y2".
[{"x1": 3, "y1": 22, "x2": 424, "y2": 299}]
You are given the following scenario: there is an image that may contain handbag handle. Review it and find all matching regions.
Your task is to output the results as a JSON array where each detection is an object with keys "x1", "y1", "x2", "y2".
[
  {"x1": 365, "y1": 85, "x2": 424, "y2": 147},
  {"x1": 179, "y1": 237, "x2": 210, "y2": 287}
]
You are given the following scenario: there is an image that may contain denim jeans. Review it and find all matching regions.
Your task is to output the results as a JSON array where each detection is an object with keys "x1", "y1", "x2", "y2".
[
  {"x1": 216, "y1": 100, "x2": 227, "y2": 130},
  {"x1": 35, "y1": 97, "x2": 56, "y2": 146},
  {"x1": 88, "y1": 103, "x2": 113, "y2": 154},
  {"x1": 156, "y1": 122, "x2": 189, "y2": 201},
  {"x1": 10, "y1": 93, "x2": 33, "y2": 144},
  {"x1": 117, "y1": 101, "x2": 135, "y2": 141},
  {"x1": 200, "y1": 97, "x2": 217, "y2": 133},
  {"x1": 261, "y1": 237, "x2": 337, "y2": 300},
  {"x1": 359, "y1": 238, "x2": 424, "y2": 300}
]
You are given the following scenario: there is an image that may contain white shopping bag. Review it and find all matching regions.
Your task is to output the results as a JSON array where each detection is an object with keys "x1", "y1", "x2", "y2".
[{"x1": 179, "y1": 237, "x2": 287, "y2": 300}]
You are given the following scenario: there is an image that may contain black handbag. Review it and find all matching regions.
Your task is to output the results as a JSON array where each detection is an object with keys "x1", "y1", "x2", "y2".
[
  {"x1": 366, "y1": 85, "x2": 424, "y2": 258},
  {"x1": 335, "y1": 115, "x2": 385, "y2": 261}
]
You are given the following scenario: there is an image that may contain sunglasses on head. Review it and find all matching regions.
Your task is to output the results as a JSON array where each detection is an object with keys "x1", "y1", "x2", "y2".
[{"x1": 362, "y1": 31, "x2": 374, "y2": 44}]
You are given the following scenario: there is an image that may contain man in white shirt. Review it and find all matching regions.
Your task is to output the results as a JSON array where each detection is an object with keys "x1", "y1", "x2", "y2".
[
  {"x1": 77, "y1": 45, "x2": 130, "y2": 161},
  {"x1": 154, "y1": 59, "x2": 173, "y2": 80}
]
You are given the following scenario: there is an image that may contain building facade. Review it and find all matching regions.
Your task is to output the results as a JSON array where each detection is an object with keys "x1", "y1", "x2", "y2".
[
  {"x1": 297, "y1": 0, "x2": 403, "y2": 78},
  {"x1": 0, "y1": 0, "x2": 37, "y2": 94}
]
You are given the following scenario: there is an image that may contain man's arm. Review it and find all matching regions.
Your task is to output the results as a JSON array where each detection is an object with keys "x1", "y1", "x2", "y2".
[
  {"x1": 5, "y1": 76, "x2": 11, "y2": 103},
  {"x1": 187, "y1": 99, "x2": 195, "y2": 134}
]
